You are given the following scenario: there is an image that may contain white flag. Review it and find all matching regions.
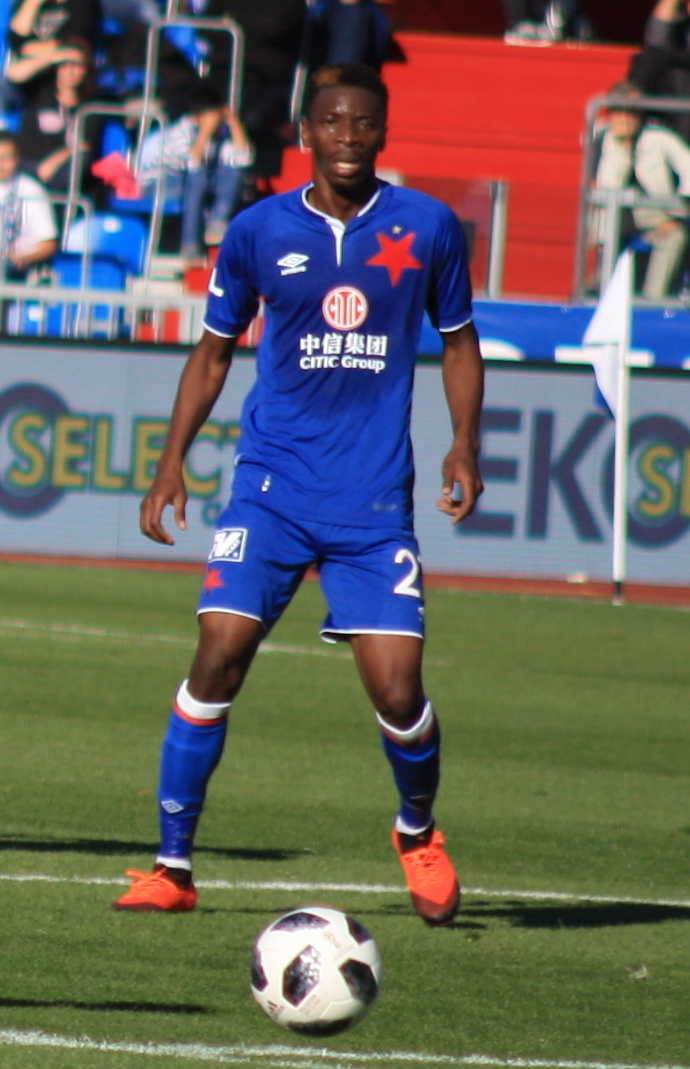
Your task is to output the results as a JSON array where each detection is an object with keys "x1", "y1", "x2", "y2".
[{"x1": 582, "y1": 250, "x2": 633, "y2": 418}]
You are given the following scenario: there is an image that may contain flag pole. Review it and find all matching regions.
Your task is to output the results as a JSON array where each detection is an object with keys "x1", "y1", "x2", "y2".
[{"x1": 611, "y1": 262, "x2": 632, "y2": 606}]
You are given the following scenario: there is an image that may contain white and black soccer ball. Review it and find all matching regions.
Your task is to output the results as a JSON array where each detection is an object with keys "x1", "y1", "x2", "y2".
[{"x1": 250, "y1": 905, "x2": 382, "y2": 1035}]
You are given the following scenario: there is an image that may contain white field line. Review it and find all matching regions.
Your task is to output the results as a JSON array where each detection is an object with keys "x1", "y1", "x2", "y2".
[
  {"x1": 0, "y1": 872, "x2": 689, "y2": 910},
  {"x1": 0, "y1": 618, "x2": 452, "y2": 666},
  {"x1": 0, "y1": 618, "x2": 344, "y2": 659},
  {"x1": 0, "y1": 1031, "x2": 688, "y2": 1069}
]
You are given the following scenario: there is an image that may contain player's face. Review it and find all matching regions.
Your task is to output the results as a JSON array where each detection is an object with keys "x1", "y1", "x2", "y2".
[
  {"x1": 609, "y1": 108, "x2": 642, "y2": 139},
  {"x1": 302, "y1": 86, "x2": 387, "y2": 195},
  {"x1": 0, "y1": 142, "x2": 18, "y2": 183}
]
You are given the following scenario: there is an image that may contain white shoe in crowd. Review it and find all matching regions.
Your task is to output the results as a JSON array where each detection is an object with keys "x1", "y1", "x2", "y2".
[{"x1": 503, "y1": 20, "x2": 553, "y2": 45}]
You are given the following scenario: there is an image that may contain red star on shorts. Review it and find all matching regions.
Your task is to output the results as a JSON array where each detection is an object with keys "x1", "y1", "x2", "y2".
[
  {"x1": 366, "y1": 231, "x2": 422, "y2": 286},
  {"x1": 203, "y1": 567, "x2": 225, "y2": 593}
]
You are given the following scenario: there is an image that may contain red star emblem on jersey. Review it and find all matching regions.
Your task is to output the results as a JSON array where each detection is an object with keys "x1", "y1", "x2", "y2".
[
  {"x1": 203, "y1": 567, "x2": 225, "y2": 593},
  {"x1": 366, "y1": 231, "x2": 423, "y2": 286}
]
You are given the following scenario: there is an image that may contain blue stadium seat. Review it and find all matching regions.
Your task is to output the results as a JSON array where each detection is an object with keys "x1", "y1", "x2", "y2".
[
  {"x1": 14, "y1": 215, "x2": 149, "y2": 338},
  {"x1": 13, "y1": 256, "x2": 128, "y2": 338},
  {"x1": 100, "y1": 122, "x2": 184, "y2": 216},
  {"x1": 100, "y1": 118, "x2": 132, "y2": 159},
  {"x1": 64, "y1": 213, "x2": 149, "y2": 276}
]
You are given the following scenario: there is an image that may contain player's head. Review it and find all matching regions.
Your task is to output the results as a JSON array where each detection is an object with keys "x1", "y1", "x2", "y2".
[
  {"x1": 606, "y1": 81, "x2": 643, "y2": 139},
  {"x1": 302, "y1": 63, "x2": 389, "y2": 122},
  {"x1": 301, "y1": 64, "x2": 388, "y2": 196},
  {"x1": 189, "y1": 80, "x2": 227, "y2": 117},
  {"x1": 0, "y1": 132, "x2": 19, "y2": 184}
]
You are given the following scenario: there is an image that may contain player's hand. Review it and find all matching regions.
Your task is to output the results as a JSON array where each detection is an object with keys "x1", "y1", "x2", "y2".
[
  {"x1": 140, "y1": 469, "x2": 188, "y2": 545},
  {"x1": 437, "y1": 444, "x2": 483, "y2": 524}
]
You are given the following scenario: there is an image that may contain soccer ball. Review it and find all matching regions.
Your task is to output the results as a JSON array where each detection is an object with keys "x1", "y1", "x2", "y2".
[{"x1": 250, "y1": 905, "x2": 382, "y2": 1035}]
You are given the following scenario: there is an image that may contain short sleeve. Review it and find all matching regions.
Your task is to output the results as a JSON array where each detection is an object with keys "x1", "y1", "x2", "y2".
[
  {"x1": 426, "y1": 204, "x2": 473, "y2": 332},
  {"x1": 203, "y1": 213, "x2": 261, "y2": 337}
]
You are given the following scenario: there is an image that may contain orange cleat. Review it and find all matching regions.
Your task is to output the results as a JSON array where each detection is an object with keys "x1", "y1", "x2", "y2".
[
  {"x1": 391, "y1": 826, "x2": 460, "y2": 926},
  {"x1": 112, "y1": 866, "x2": 197, "y2": 912}
]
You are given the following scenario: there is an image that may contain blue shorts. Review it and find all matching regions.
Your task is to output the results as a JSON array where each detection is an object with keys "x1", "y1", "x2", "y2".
[{"x1": 197, "y1": 497, "x2": 426, "y2": 642}]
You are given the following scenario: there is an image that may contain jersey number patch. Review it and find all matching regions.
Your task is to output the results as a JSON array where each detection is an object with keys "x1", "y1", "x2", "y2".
[{"x1": 393, "y1": 548, "x2": 422, "y2": 598}]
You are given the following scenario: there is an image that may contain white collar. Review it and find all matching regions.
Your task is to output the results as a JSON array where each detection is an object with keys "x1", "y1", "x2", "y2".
[{"x1": 301, "y1": 182, "x2": 382, "y2": 228}]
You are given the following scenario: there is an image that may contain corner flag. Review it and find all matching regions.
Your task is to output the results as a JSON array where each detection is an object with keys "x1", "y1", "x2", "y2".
[
  {"x1": 582, "y1": 249, "x2": 634, "y2": 602},
  {"x1": 582, "y1": 250, "x2": 633, "y2": 418}
]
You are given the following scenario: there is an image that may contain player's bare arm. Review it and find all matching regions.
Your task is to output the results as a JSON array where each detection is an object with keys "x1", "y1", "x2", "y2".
[
  {"x1": 140, "y1": 330, "x2": 236, "y2": 545},
  {"x1": 437, "y1": 321, "x2": 484, "y2": 524}
]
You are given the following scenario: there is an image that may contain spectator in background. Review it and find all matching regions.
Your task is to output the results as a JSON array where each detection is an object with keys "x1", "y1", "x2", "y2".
[
  {"x1": 591, "y1": 82, "x2": 690, "y2": 300},
  {"x1": 6, "y1": 0, "x2": 102, "y2": 85},
  {"x1": 503, "y1": 0, "x2": 591, "y2": 43},
  {"x1": 0, "y1": 130, "x2": 58, "y2": 278},
  {"x1": 1, "y1": 2, "x2": 24, "y2": 120},
  {"x1": 200, "y1": 0, "x2": 306, "y2": 186},
  {"x1": 135, "y1": 81, "x2": 254, "y2": 265},
  {"x1": 15, "y1": 39, "x2": 103, "y2": 195},
  {"x1": 628, "y1": 0, "x2": 690, "y2": 142},
  {"x1": 4, "y1": 0, "x2": 102, "y2": 117},
  {"x1": 98, "y1": 5, "x2": 202, "y2": 117},
  {"x1": 305, "y1": 0, "x2": 391, "y2": 72}
]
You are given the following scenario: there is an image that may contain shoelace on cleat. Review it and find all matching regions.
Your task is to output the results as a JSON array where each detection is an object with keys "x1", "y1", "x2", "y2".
[
  {"x1": 124, "y1": 869, "x2": 156, "y2": 882},
  {"x1": 404, "y1": 844, "x2": 447, "y2": 883}
]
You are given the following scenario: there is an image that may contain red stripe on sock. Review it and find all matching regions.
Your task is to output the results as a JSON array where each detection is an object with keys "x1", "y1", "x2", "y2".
[{"x1": 173, "y1": 702, "x2": 228, "y2": 727}]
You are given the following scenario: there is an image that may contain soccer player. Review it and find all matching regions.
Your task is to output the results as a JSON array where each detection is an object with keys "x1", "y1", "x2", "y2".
[{"x1": 114, "y1": 62, "x2": 484, "y2": 926}]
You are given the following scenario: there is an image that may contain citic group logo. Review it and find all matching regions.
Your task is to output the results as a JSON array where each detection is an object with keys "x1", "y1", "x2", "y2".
[{"x1": 322, "y1": 286, "x2": 368, "y2": 331}]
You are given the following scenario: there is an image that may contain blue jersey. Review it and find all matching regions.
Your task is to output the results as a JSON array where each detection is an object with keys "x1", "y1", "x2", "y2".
[{"x1": 204, "y1": 181, "x2": 473, "y2": 529}]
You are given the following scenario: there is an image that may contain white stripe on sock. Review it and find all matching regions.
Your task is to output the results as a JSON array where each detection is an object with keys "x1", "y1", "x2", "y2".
[
  {"x1": 376, "y1": 699, "x2": 435, "y2": 744},
  {"x1": 176, "y1": 679, "x2": 231, "y2": 721}
]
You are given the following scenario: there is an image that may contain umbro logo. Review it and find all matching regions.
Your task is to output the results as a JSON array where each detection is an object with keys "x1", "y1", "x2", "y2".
[
  {"x1": 277, "y1": 252, "x2": 309, "y2": 275},
  {"x1": 160, "y1": 799, "x2": 184, "y2": 814}
]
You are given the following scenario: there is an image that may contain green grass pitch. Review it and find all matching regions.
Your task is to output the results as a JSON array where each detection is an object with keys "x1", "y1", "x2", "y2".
[{"x1": 0, "y1": 559, "x2": 689, "y2": 1069}]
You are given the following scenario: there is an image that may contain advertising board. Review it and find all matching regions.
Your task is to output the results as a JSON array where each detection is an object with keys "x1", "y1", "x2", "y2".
[{"x1": 1, "y1": 344, "x2": 688, "y2": 585}]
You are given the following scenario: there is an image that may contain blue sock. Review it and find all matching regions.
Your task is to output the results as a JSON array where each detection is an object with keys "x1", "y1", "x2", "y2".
[
  {"x1": 379, "y1": 702, "x2": 440, "y2": 833},
  {"x1": 158, "y1": 696, "x2": 228, "y2": 864}
]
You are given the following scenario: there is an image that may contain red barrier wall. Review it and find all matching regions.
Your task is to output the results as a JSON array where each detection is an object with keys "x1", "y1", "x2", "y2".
[
  {"x1": 388, "y1": 0, "x2": 648, "y2": 47},
  {"x1": 278, "y1": 33, "x2": 636, "y2": 299}
]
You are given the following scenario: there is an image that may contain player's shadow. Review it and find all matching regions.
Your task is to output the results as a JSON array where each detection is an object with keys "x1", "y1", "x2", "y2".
[
  {"x1": 462, "y1": 899, "x2": 690, "y2": 929},
  {"x1": 0, "y1": 997, "x2": 208, "y2": 1014},
  {"x1": 0, "y1": 834, "x2": 306, "y2": 863}
]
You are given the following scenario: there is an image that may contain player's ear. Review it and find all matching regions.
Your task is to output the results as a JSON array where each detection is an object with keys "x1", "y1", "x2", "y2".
[{"x1": 300, "y1": 118, "x2": 311, "y2": 151}]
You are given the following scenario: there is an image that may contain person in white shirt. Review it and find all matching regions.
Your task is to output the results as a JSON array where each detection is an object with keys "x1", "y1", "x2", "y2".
[
  {"x1": 137, "y1": 81, "x2": 254, "y2": 266},
  {"x1": 591, "y1": 82, "x2": 690, "y2": 299},
  {"x1": 0, "y1": 130, "x2": 58, "y2": 278}
]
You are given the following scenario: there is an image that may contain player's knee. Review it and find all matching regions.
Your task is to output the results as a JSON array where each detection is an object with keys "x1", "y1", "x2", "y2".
[
  {"x1": 189, "y1": 614, "x2": 262, "y2": 702},
  {"x1": 188, "y1": 648, "x2": 243, "y2": 703},
  {"x1": 374, "y1": 683, "x2": 425, "y2": 729}
]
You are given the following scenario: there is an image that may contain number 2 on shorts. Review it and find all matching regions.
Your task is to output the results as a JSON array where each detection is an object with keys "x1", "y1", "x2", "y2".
[{"x1": 393, "y1": 547, "x2": 422, "y2": 598}]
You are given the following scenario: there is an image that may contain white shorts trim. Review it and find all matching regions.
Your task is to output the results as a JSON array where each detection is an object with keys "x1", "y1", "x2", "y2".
[
  {"x1": 439, "y1": 316, "x2": 473, "y2": 333},
  {"x1": 319, "y1": 627, "x2": 424, "y2": 645},
  {"x1": 197, "y1": 606, "x2": 267, "y2": 631}
]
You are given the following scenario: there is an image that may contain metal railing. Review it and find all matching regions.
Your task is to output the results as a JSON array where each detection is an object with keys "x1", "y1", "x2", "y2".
[
  {"x1": 64, "y1": 14, "x2": 246, "y2": 269},
  {"x1": 0, "y1": 174, "x2": 511, "y2": 341},
  {"x1": 140, "y1": 15, "x2": 245, "y2": 140},
  {"x1": 486, "y1": 180, "x2": 509, "y2": 299},
  {"x1": 66, "y1": 102, "x2": 163, "y2": 275},
  {"x1": 0, "y1": 279, "x2": 207, "y2": 343},
  {"x1": 573, "y1": 92, "x2": 690, "y2": 301}
]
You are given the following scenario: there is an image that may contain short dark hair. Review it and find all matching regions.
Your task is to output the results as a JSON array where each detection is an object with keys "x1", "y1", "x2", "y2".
[
  {"x1": 303, "y1": 63, "x2": 388, "y2": 119},
  {"x1": 607, "y1": 81, "x2": 643, "y2": 105},
  {"x1": 0, "y1": 131, "x2": 18, "y2": 152},
  {"x1": 189, "y1": 81, "x2": 226, "y2": 116}
]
